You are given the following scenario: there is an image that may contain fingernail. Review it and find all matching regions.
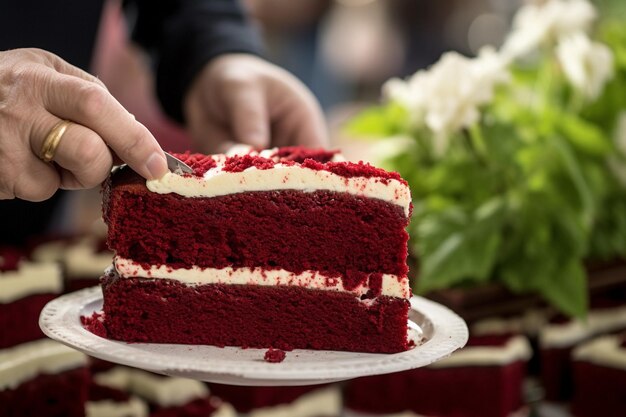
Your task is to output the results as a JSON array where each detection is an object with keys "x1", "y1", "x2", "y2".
[{"x1": 145, "y1": 152, "x2": 168, "y2": 179}]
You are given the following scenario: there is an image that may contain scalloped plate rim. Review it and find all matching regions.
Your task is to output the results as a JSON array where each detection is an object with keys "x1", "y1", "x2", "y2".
[{"x1": 39, "y1": 287, "x2": 468, "y2": 386}]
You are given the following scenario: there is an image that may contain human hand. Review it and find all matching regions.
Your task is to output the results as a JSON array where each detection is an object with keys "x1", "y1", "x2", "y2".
[
  {"x1": 183, "y1": 53, "x2": 328, "y2": 153},
  {"x1": 0, "y1": 48, "x2": 168, "y2": 201}
]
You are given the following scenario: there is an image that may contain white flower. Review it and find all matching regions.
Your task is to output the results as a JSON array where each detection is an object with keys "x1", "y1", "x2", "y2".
[
  {"x1": 383, "y1": 48, "x2": 509, "y2": 154},
  {"x1": 556, "y1": 32, "x2": 614, "y2": 100},
  {"x1": 382, "y1": 76, "x2": 427, "y2": 128},
  {"x1": 501, "y1": 0, "x2": 597, "y2": 61}
]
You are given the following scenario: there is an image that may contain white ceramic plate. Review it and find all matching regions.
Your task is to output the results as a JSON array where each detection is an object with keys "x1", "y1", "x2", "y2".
[{"x1": 40, "y1": 287, "x2": 468, "y2": 386}]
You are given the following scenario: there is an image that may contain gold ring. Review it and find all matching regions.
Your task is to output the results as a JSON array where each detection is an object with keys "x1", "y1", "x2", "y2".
[{"x1": 40, "y1": 120, "x2": 72, "y2": 162}]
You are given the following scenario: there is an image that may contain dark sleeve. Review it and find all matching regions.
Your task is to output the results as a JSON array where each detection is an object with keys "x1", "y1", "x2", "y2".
[{"x1": 127, "y1": 0, "x2": 262, "y2": 124}]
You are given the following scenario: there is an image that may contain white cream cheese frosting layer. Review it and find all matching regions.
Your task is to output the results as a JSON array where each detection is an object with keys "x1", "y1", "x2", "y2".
[
  {"x1": 64, "y1": 238, "x2": 113, "y2": 278},
  {"x1": 114, "y1": 257, "x2": 411, "y2": 299},
  {"x1": 573, "y1": 335, "x2": 626, "y2": 370},
  {"x1": 95, "y1": 366, "x2": 209, "y2": 407},
  {"x1": 0, "y1": 339, "x2": 87, "y2": 390},
  {"x1": 0, "y1": 261, "x2": 62, "y2": 303},
  {"x1": 147, "y1": 162, "x2": 411, "y2": 217},
  {"x1": 249, "y1": 385, "x2": 341, "y2": 417},
  {"x1": 428, "y1": 335, "x2": 532, "y2": 368},
  {"x1": 86, "y1": 396, "x2": 148, "y2": 417},
  {"x1": 539, "y1": 306, "x2": 626, "y2": 348}
]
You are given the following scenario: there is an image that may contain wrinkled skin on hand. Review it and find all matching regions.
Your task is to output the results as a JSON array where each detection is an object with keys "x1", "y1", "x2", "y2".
[{"x1": 0, "y1": 48, "x2": 167, "y2": 201}]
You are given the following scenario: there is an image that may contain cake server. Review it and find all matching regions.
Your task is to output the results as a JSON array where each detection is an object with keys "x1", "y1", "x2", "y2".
[{"x1": 165, "y1": 152, "x2": 193, "y2": 174}]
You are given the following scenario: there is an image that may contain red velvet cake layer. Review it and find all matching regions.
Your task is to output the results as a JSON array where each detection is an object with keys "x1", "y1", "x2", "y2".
[
  {"x1": 89, "y1": 382, "x2": 132, "y2": 403},
  {"x1": 572, "y1": 361, "x2": 626, "y2": 417},
  {"x1": 0, "y1": 293, "x2": 56, "y2": 348},
  {"x1": 0, "y1": 367, "x2": 88, "y2": 417},
  {"x1": 540, "y1": 346, "x2": 575, "y2": 401},
  {"x1": 150, "y1": 397, "x2": 223, "y2": 417},
  {"x1": 104, "y1": 171, "x2": 409, "y2": 278},
  {"x1": 101, "y1": 275, "x2": 410, "y2": 353},
  {"x1": 345, "y1": 363, "x2": 526, "y2": 417}
]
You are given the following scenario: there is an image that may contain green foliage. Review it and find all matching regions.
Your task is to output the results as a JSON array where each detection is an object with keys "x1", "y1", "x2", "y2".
[
  {"x1": 343, "y1": 103, "x2": 409, "y2": 138},
  {"x1": 347, "y1": 20, "x2": 626, "y2": 318}
]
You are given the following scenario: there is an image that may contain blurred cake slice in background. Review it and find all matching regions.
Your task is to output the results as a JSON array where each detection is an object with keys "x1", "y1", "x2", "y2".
[
  {"x1": 208, "y1": 383, "x2": 341, "y2": 417},
  {"x1": 571, "y1": 333, "x2": 626, "y2": 417},
  {"x1": 0, "y1": 339, "x2": 88, "y2": 417},
  {"x1": 344, "y1": 333, "x2": 532, "y2": 417}
]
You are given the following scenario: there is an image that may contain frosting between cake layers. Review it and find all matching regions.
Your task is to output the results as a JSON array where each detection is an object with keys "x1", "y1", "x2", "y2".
[
  {"x1": 0, "y1": 339, "x2": 87, "y2": 390},
  {"x1": 428, "y1": 335, "x2": 532, "y2": 368},
  {"x1": 95, "y1": 366, "x2": 209, "y2": 407},
  {"x1": 0, "y1": 261, "x2": 62, "y2": 303},
  {"x1": 147, "y1": 163, "x2": 412, "y2": 216},
  {"x1": 114, "y1": 257, "x2": 411, "y2": 299}
]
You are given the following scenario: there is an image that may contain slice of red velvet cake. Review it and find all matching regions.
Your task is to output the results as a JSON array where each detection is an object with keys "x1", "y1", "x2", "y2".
[
  {"x1": 571, "y1": 333, "x2": 626, "y2": 417},
  {"x1": 101, "y1": 147, "x2": 413, "y2": 353},
  {"x1": 0, "y1": 247, "x2": 62, "y2": 348},
  {"x1": 0, "y1": 339, "x2": 89, "y2": 417}
]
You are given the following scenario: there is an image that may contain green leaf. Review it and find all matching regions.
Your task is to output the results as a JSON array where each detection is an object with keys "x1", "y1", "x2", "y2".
[
  {"x1": 550, "y1": 136, "x2": 596, "y2": 226},
  {"x1": 556, "y1": 114, "x2": 613, "y2": 157},
  {"x1": 343, "y1": 103, "x2": 408, "y2": 138},
  {"x1": 541, "y1": 259, "x2": 588, "y2": 319},
  {"x1": 415, "y1": 198, "x2": 506, "y2": 293}
]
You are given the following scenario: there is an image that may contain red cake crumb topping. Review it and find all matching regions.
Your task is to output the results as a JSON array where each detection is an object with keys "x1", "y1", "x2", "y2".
[
  {"x1": 273, "y1": 147, "x2": 339, "y2": 163},
  {"x1": 223, "y1": 154, "x2": 276, "y2": 172},
  {"x1": 81, "y1": 312, "x2": 108, "y2": 338},
  {"x1": 264, "y1": 348, "x2": 286, "y2": 363},
  {"x1": 300, "y1": 159, "x2": 406, "y2": 184},
  {"x1": 172, "y1": 152, "x2": 217, "y2": 176},
  {"x1": 0, "y1": 246, "x2": 22, "y2": 272}
]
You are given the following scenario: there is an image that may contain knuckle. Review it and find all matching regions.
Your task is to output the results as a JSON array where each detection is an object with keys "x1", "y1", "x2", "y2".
[
  {"x1": 76, "y1": 83, "x2": 108, "y2": 119},
  {"x1": 75, "y1": 136, "x2": 101, "y2": 167},
  {"x1": 220, "y1": 70, "x2": 254, "y2": 89}
]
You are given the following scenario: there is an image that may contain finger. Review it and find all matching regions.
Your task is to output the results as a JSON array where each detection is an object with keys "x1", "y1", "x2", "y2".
[
  {"x1": 220, "y1": 84, "x2": 270, "y2": 149},
  {"x1": 268, "y1": 75, "x2": 329, "y2": 148},
  {"x1": 12, "y1": 154, "x2": 61, "y2": 201},
  {"x1": 191, "y1": 120, "x2": 238, "y2": 154},
  {"x1": 186, "y1": 96, "x2": 239, "y2": 154},
  {"x1": 41, "y1": 71, "x2": 167, "y2": 180},
  {"x1": 272, "y1": 99, "x2": 328, "y2": 148},
  {"x1": 31, "y1": 48, "x2": 108, "y2": 90},
  {"x1": 30, "y1": 114, "x2": 113, "y2": 189}
]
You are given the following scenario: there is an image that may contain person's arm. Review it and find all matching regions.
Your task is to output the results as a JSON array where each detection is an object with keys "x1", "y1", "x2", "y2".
[
  {"x1": 128, "y1": 0, "x2": 261, "y2": 124},
  {"x1": 127, "y1": 0, "x2": 328, "y2": 152}
]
